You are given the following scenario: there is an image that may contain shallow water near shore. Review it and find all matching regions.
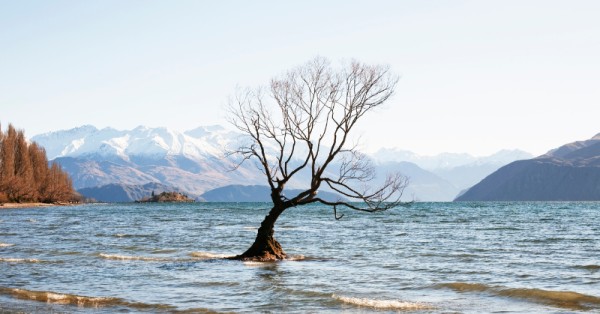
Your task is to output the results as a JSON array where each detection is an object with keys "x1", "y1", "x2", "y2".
[{"x1": 1, "y1": 202, "x2": 599, "y2": 313}]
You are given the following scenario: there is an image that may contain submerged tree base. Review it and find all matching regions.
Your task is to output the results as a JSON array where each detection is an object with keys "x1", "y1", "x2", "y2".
[
  {"x1": 227, "y1": 253, "x2": 286, "y2": 262},
  {"x1": 229, "y1": 226, "x2": 287, "y2": 262},
  {"x1": 227, "y1": 204, "x2": 288, "y2": 262},
  {"x1": 228, "y1": 234, "x2": 287, "y2": 262}
]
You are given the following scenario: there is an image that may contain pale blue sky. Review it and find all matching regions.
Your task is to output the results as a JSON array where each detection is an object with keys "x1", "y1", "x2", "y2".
[{"x1": 1, "y1": 0, "x2": 599, "y2": 156}]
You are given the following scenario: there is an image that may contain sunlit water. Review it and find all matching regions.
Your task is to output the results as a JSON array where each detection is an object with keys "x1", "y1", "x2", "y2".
[{"x1": 1, "y1": 202, "x2": 599, "y2": 313}]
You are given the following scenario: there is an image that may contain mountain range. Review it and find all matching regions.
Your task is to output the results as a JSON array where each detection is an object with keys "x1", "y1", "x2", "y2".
[
  {"x1": 31, "y1": 125, "x2": 532, "y2": 202},
  {"x1": 200, "y1": 185, "x2": 345, "y2": 202},
  {"x1": 456, "y1": 133, "x2": 600, "y2": 201},
  {"x1": 373, "y1": 148, "x2": 532, "y2": 191},
  {"x1": 32, "y1": 125, "x2": 264, "y2": 197}
]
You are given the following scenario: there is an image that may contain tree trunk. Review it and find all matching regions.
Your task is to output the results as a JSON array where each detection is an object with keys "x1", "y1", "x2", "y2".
[{"x1": 230, "y1": 203, "x2": 287, "y2": 261}]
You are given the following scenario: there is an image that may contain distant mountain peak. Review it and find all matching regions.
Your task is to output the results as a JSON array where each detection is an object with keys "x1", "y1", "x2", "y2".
[{"x1": 75, "y1": 124, "x2": 98, "y2": 132}]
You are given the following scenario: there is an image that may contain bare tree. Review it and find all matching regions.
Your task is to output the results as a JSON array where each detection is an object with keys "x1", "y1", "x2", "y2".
[
  {"x1": 0, "y1": 125, "x2": 18, "y2": 201},
  {"x1": 227, "y1": 57, "x2": 410, "y2": 261},
  {"x1": 0, "y1": 123, "x2": 77, "y2": 204}
]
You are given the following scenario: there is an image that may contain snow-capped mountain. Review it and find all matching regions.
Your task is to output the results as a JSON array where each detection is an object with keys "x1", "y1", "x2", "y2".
[
  {"x1": 34, "y1": 124, "x2": 232, "y2": 161},
  {"x1": 31, "y1": 125, "x2": 264, "y2": 196}
]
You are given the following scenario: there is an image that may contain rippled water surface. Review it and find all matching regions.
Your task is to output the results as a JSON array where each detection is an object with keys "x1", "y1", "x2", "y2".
[{"x1": 1, "y1": 202, "x2": 599, "y2": 313}]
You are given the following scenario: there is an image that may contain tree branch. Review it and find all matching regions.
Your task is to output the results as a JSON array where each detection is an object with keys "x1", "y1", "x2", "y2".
[{"x1": 227, "y1": 57, "x2": 407, "y2": 217}]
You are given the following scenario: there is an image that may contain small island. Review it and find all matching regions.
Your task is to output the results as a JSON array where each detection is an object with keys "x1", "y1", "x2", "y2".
[{"x1": 136, "y1": 191, "x2": 195, "y2": 203}]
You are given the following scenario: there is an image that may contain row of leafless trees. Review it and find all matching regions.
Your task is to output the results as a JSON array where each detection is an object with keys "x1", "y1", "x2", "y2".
[{"x1": 0, "y1": 123, "x2": 78, "y2": 203}]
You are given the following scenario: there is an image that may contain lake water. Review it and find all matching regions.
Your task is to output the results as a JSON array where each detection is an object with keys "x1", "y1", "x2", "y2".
[{"x1": 1, "y1": 202, "x2": 599, "y2": 313}]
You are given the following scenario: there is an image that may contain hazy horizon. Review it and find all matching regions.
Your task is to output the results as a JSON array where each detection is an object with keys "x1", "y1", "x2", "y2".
[{"x1": 2, "y1": 1, "x2": 599, "y2": 156}]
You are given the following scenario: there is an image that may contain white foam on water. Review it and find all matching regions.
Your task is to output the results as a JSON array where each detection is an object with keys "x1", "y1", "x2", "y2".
[
  {"x1": 333, "y1": 294, "x2": 434, "y2": 310},
  {"x1": 189, "y1": 251, "x2": 231, "y2": 259},
  {"x1": 286, "y1": 254, "x2": 306, "y2": 261},
  {"x1": 0, "y1": 257, "x2": 40, "y2": 263},
  {"x1": 242, "y1": 261, "x2": 270, "y2": 267},
  {"x1": 0, "y1": 242, "x2": 15, "y2": 247},
  {"x1": 97, "y1": 253, "x2": 169, "y2": 262}
]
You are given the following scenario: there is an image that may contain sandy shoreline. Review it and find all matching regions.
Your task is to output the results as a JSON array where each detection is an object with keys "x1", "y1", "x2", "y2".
[{"x1": 0, "y1": 203, "x2": 66, "y2": 209}]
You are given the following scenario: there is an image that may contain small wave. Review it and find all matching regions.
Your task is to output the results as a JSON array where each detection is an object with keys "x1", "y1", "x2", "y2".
[
  {"x1": 333, "y1": 294, "x2": 434, "y2": 310},
  {"x1": 0, "y1": 242, "x2": 15, "y2": 247},
  {"x1": 521, "y1": 237, "x2": 566, "y2": 244},
  {"x1": 436, "y1": 282, "x2": 488, "y2": 292},
  {"x1": 53, "y1": 250, "x2": 82, "y2": 256},
  {"x1": 27, "y1": 218, "x2": 37, "y2": 223},
  {"x1": 189, "y1": 252, "x2": 231, "y2": 259},
  {"x1": 436, "y1": 282, "x2": 600, "y2": 310},
  {"x1": 151, "y1": 248, "x2": 179, "y2": 254},
  {"x1": 283, "y1": 254, "x2": 332, "y2": 262},
  {"x1": 113, "y1": 233, "x2": 155, "y2": 238},
  {"x1": 474, "y1": 227, "x2": 522, "y2": 231},
  {"x1": 0, "y1": 286, "x2": 174, "y2": 310},
  {"x1": 574, "y1": 264, "x2": 600, "y2": 271},
  {"x1": 97, "y1": 253, "x2": 170, "y2": 262},
  {"x1": 286, "y1": 254, "x2": 306, "y2": 261},
  {"x1": 499, "y1": 288, "x2": 600, "y2": 310},
  {"x1": 0, "y1": 257, "x2": 40, "y2": 263}
]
